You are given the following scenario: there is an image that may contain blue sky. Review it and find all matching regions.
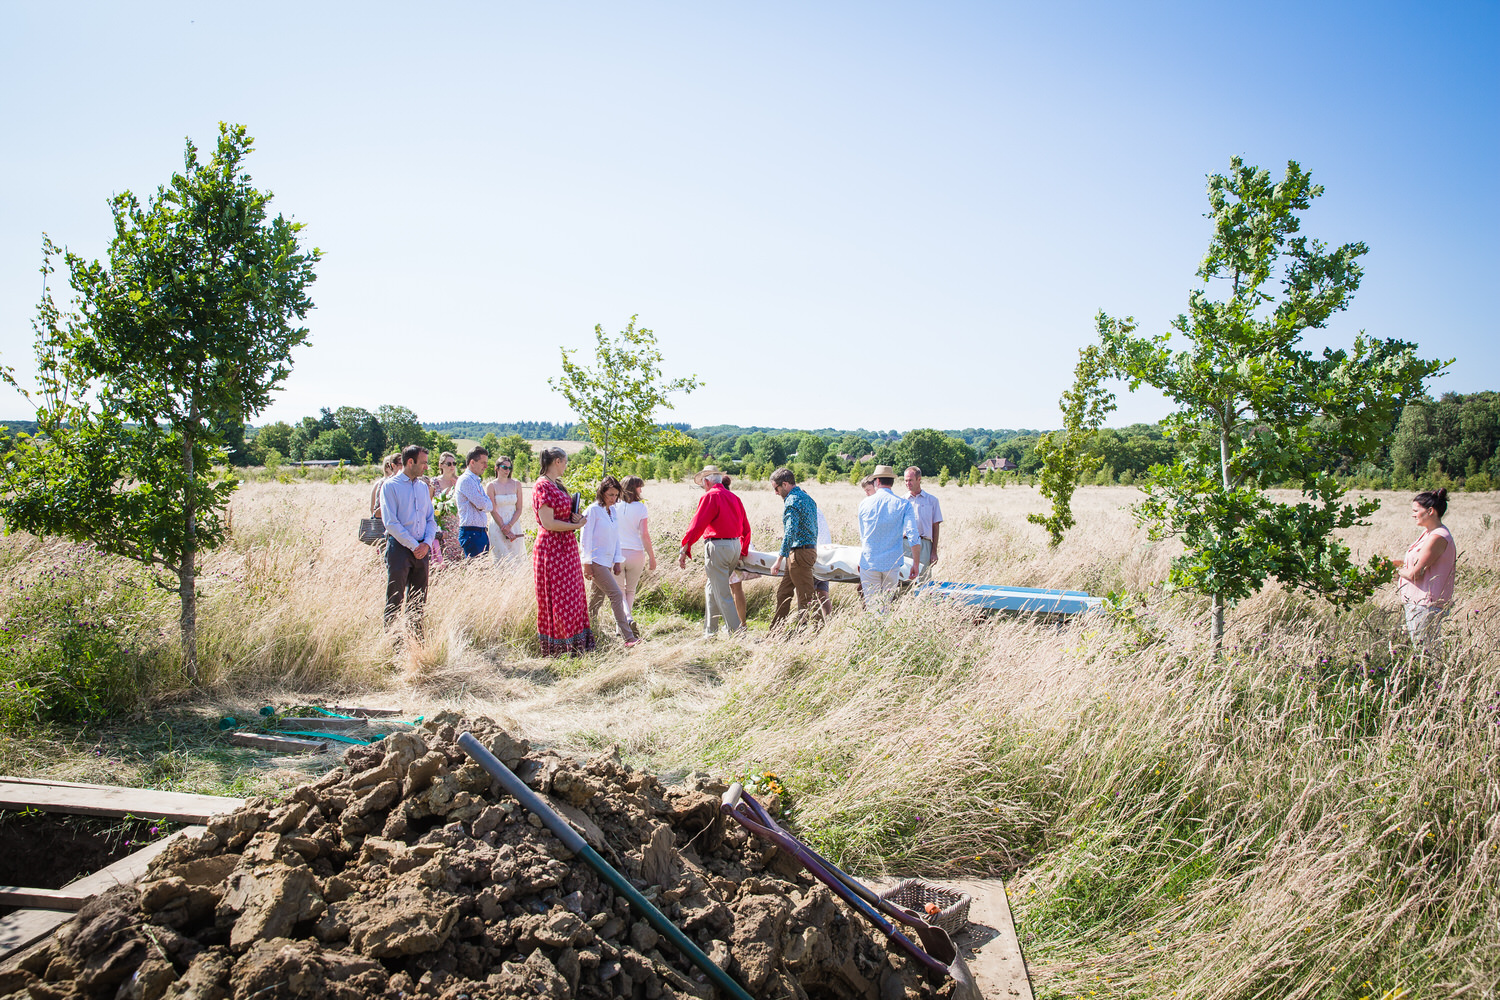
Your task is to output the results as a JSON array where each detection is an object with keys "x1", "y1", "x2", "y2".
[{"x1": 2, "y1": 1, "x2": 1495, "y2": 433}]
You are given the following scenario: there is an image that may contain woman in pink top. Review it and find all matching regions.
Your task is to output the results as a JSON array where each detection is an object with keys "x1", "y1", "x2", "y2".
[{"x1": 1394, "y1": 488, "x2": 1456, "y2": 656}]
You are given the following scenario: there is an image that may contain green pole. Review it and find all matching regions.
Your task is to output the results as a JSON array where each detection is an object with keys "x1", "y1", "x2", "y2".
[{"x1": 457, "y1": 733, "x2": 755, "y2": 1000}]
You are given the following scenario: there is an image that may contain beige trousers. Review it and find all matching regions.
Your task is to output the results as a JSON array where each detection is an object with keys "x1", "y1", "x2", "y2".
[
  {"x1": 703, "y1": 538, "x2": 743, "y2": 636},
  {"x1": 587, "y1": 563, "x2": 637, "y2": 642},
  {"x1": 621, "y1": 548, "x2": 648, "y2": 613}
]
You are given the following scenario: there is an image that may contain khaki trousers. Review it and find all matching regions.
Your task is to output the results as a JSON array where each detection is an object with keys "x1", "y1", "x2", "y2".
[
  {"x1": 703, "y1": 539, "x2": 743, "y2": 636},
  {"x1": 917, "y1": 538, "x2": 935, "y2": 583},
  {"x1": 588, "y1": 564, "x2": 637, "y2": 642},
  {"x1": 621, "y1": 549, "x2": 648, "y2": 614},
  {"x1": 772, "y1": 546, "x2": 821, "y2": 632}
]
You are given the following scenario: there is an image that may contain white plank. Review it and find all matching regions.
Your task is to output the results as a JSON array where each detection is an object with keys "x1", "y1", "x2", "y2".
[
  {"x1": 0, "y1": 778, "x2": 244, "y2": 823},
  {"x1": 0, "y1": 825, "x2": 205, "y2": 962}
]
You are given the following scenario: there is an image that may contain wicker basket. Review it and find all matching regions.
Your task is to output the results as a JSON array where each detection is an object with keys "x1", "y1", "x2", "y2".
[
  {"x1": 358, "y1": 517, "x2": 385, "y2": 545},
  {"x1": 877, "y1": 878, "x2": 972, "y2": 936}
]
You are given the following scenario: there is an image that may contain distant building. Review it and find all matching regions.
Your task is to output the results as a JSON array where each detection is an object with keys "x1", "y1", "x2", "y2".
[{"x1": 977, "y1": 456, "x2": 1017, "y2": 473}]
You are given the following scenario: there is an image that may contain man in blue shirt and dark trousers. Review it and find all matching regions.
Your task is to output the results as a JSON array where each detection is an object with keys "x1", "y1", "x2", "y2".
[
  {"x1": 380, "y1": 444, "x2": 438, "y2": 638},
  {"x1": 858, "y1": 465, "x2": 922, "y2": 615},
  {"x1": 769, "y1": 467, "x2": 824, "y2": 634}
]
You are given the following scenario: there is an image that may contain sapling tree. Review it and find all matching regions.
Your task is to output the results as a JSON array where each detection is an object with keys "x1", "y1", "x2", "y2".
[
  {"x1": 1038, "y1": 158, "x2": 1445, "y2": 644},
  {"x1": 0, "y1": 123, "x2": 319, "y2": 678},
  {"x1": 550, "y1": 315, "x2": 701, "y2": 474},
  {"x1": 1028, "y1": 343, "x2": 1116, "y2": 545}
]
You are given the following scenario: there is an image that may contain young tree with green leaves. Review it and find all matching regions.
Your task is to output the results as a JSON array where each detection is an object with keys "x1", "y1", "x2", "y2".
[
  {"x1": 549, "y1": 315, "x2": 701, "y2": 474},
  {"x1": 1038, "y1": 158, "x2": 1444, "y2": 645},
  {"x1": 1028, "y1": 344, "x2": 1117, "y2": 545},
  {"x1": 0, "y1": 123, "x2": 319, "y2": 678}
]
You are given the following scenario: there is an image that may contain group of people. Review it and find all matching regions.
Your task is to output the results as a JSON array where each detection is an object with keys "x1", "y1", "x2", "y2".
[
  {"x1": 675, "y1": 463, "x2": 943, "y2": 638},
  {"x1": 374, "y1": 444, "x2": 527, "y2": 634},
  {"x1": 376, "y1": 443, "x2": 1455, "y2": 661}
]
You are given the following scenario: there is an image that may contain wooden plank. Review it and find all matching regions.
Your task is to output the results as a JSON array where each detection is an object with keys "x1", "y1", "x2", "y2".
[
  {"x1": 0, "y1": 778, "x2": 245, "y2": 824},
  {"x1": 0, "y1": 825, "x2": 205, "y2": 963},
  {"x1": 325, "y1": 705, "x2": 402, "y2": 718},
  {"x1": 228, "y1": 732, "x2": 327, "y2": 753},
  {"x1": 865, "y1": 876, "x2": 1033, "y2": 1000},
  {"x1": 0, "y1": 888, "x2": 90, "y2": 912},
  {"x1": 280, "y1": 716, "x2": 368, "y2": 731}
]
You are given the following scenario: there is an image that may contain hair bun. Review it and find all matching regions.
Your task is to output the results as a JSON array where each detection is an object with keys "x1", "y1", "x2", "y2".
[{"x1": 1435, "y1": 487, "x2": 1449, "y2": 502}]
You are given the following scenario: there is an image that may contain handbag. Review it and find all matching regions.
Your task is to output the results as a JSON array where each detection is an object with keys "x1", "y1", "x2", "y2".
[{"x1": 358, "y1": 516, "x2": 385, "y2": 545}]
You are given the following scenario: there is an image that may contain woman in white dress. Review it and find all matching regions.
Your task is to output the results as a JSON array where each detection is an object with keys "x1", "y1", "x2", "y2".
[
  {"x1": 616, "y1": 476, "x2": 657, "y2": 615},
  {"x1": 486, "y1": 456, "x2": 526, "y2": 563}
]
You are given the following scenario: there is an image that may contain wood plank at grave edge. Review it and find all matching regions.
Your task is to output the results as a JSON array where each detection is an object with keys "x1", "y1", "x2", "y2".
[{"x1": 0, "y1": 776, "x2": 245, "y2": 823}]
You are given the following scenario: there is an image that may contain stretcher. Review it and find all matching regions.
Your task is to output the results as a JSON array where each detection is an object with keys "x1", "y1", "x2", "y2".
[{"x1": 733, "y1": 546, "x2": 1102, "y2": 616}]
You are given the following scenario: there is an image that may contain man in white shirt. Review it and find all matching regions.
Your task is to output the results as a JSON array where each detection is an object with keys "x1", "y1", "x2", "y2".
[
  {"x1": 454, "y1": 447, "x2": 493, "y2": 558},
  {"x1": 902, "y1": 466, "x2": 943, "y2": 584}
]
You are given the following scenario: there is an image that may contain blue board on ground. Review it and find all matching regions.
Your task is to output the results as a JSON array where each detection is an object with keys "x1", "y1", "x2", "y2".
[{"x1": 917, "y1": 581, "x2": 1103, "y2": 616}]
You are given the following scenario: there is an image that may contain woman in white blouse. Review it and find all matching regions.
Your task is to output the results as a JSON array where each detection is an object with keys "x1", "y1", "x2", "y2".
[
  {"x1": 580, "y1": 475, "x2": 640, "y2": 647},
  {"x1": 615, "y1": 476, "x2": 657, "y2": 615}
]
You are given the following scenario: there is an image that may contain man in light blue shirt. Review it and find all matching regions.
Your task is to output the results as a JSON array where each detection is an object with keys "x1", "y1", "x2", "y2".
[
  {"x1": 454, "y1": 446, "x2": 493, "y2": 558},
  {"x1": 857, "y1": 465, "x2": 921, "y2": 615},
  {"x1": 380, "y1": 444, "x2": 437, "y2": 633}
]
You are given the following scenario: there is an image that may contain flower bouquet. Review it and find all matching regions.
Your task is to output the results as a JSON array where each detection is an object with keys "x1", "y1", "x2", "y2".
[{"x1": 433, "y1": 491, "x2": 459, "y2": 521}]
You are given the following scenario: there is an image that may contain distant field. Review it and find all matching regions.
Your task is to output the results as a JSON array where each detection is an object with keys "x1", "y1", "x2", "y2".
[{"x1": 528, "y1": 439, "x2": 587, "y2": 455}]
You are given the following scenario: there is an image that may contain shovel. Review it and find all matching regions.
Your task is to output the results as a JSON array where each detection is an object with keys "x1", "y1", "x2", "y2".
[{"x1": 721, "y1": 783, "x2": 980, "y2": 999}]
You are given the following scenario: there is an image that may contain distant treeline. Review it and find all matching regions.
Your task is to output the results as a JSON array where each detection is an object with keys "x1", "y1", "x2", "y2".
[
  {"x1": 424, "y1": 421, "x2": 588, "y2": 442},
  {"x1": 8, "y1": 391, "x2": 1497, "y2": 489}
]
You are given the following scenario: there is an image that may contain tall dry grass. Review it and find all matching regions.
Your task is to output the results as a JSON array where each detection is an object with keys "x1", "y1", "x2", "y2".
[{"x1": 2, "y1": 478, "x2": 1495, "y2": 996}]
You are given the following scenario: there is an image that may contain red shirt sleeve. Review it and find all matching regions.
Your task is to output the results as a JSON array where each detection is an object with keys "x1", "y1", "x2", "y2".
[{"x1": 680, "y1": 490, "x2": 717, "y2": 554}]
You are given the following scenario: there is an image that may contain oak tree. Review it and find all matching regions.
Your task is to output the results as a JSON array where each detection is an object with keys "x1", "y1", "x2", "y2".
[
  {"x1": 1039, "y1": 159, "x2": 1445, "y2": 644},
  {"x1": 0, "y1": 124, "x2": 319, "y2": 677},
  {"x1": 550, "y1": 315, "x2": 701, "y2": 474}
]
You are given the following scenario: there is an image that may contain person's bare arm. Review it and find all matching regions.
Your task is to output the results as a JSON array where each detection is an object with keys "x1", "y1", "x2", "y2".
[
  {"x1": 1399, "y1": 534, "x2": 1449, "y2": 583},
  {"x1": 641, "y1": 517, "x2": 657, "y2": 571},
  {"x1": 537, "y1": 506, "x2": 583, "y2": 532},
  {"x1": 504, "y1": 486, "x2": 524, "y2": 537},
  {"x1": 930, "y1": 520, "x2": 941, "y2": 564}
]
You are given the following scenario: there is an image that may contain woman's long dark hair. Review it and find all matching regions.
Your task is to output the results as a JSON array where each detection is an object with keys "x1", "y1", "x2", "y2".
[
  {"x1": 538, "y1": 447, "x2": 567, "y2": 477},
  {"x1": 621, "y1": 475, "x2": 644, "y2": 503}
]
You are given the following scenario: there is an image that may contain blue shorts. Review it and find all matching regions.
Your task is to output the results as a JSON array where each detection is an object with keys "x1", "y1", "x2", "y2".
[{"x1": 459, "y1": 526, "x2": 490, "y2": 558}]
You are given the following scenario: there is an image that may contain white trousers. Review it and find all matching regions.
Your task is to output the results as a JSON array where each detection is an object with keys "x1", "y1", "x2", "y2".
[{"x1": 860, "y1": 566, "x2": 901, "y2": 616}]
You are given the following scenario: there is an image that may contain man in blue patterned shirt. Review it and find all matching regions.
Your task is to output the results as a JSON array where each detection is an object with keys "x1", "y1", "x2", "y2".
[
  {"x1": 769, "y1": 467, "x2": 824, "y2": 633},
  {"x1": 858, "y1": 465, "x2": 922, "y2": 615}
]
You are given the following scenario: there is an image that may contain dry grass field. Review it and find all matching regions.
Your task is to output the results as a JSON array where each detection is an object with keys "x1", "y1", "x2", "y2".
[{"x1": 2, "y1": 479, "x2": 1497, "y2": 998}]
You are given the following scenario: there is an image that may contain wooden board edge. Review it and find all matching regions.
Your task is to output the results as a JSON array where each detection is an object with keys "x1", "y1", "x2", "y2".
[{"x1": 0, "y1": 825, "x2": 205, "y2": 966}]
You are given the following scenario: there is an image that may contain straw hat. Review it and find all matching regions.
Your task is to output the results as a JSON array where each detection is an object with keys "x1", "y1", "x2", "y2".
[
  {"x1": 870, "y1": 465, "x2": 898, "y2": 480},
  {"x1": 692, "y1": 464, "x2": 724, "y2": 485}
]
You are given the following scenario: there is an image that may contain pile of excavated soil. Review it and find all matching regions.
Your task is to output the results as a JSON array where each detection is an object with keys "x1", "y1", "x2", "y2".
[{"x1": 1, "y1": 713, "x2": 959, "y2": 1000}]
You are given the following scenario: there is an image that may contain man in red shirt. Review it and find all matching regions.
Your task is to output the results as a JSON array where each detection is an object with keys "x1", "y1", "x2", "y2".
[{"x1": 678, "y1": 465, "x2": 751, "y2": 636}]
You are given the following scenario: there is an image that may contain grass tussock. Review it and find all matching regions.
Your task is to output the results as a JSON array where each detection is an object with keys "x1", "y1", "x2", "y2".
[{"x1": 0, "y1": 480, "x2": 1496, "y2": 997}]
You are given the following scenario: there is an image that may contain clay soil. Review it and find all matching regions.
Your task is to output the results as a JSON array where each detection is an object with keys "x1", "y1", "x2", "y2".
[
  {"x1": 0, "y1": 814, "x2": 173, "y2": 918},
  {"x1": 0, "y1": 713, "x2": 960, "y2": 999}
]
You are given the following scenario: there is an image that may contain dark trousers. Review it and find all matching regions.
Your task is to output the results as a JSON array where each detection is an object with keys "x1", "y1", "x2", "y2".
[
  {"x1": 385, "y1": 540, "x2": 430, "y2": 633},
  {"x1": 771, "y1": 546, "x2": 821, "y2": 632},
  {"x1": 459, "y1": 526, "x2": 490, "y2": 558}
]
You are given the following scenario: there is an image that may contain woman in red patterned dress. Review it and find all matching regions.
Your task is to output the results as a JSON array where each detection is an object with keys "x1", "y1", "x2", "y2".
[{"x1": 532, "y1": 447, "x2": 594, "y2": 656}]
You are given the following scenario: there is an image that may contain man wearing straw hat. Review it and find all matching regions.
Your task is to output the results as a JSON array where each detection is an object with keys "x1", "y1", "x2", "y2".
[
  {"x1": 858, "y1": 465, "x2": 922, "y2": 615},
  {"x1": 679, "y1": 465, "x2": 751, "y2": 637}
]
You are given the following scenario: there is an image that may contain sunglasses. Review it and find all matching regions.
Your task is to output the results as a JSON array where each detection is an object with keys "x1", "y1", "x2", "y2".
[{"x1": 499, "y1": 465, "x2": 511, "y2": 470}]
